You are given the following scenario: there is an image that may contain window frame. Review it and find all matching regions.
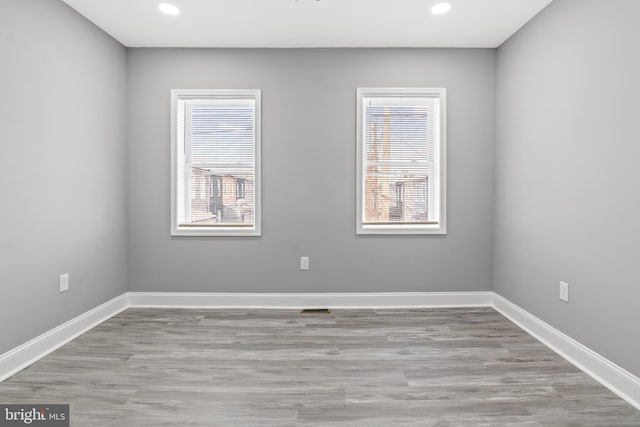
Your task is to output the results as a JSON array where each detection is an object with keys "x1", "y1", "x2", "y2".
[
  {"x1": 170, "y1": 89, "x2": 262, "y2": 237},
  {"x1": 356, "y1": 87, "x2": 447, "y2": 235}
]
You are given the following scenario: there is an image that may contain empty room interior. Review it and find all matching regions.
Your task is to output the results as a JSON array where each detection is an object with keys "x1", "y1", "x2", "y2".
[{"x1": 1, "y1": 0, "x2": 639, "y2": 425}]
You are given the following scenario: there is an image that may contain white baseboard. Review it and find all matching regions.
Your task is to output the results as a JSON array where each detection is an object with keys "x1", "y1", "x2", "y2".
[
  {"x1": 0, "y1": 294, "x2": 128, "y2": 383},
  {"x1": 492, "y1": 293, "x2": 640, "y2": 411},
  {"x1": 1, "y1": 290, "x2": 639, "y2": 413},
  {"x1": 126, "y1": 291, "x2": 493, "y2": 309}
]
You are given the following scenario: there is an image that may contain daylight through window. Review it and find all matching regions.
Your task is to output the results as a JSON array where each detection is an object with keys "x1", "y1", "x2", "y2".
[
  {"x1": 171, "y1": 90, "x2": 261, "y2": 236},
  {"x1": 357, "y1": 88, "x2": 446, "y2": 234}
]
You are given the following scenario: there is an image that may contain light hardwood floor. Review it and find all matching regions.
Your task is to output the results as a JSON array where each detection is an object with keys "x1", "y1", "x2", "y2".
[{"x1": 0, "y1": 308, "x2": 638, "y2": 426}]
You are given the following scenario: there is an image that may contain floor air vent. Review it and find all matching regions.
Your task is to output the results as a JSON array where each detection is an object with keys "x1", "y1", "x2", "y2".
[{"x1": 300, "y1": 308, "x2": 331, "y2": 314}]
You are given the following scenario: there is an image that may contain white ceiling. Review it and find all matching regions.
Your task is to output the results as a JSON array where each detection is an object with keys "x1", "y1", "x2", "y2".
[{"x1": 60, "y1": 0, "x2": 553, "y2": 48}]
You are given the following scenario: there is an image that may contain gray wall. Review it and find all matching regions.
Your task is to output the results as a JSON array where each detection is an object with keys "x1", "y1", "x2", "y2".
[
  {"x1": 127, "y1": 48, "x2": 496, "y2": 293},
  {"x1": 494, "y1": 0, "x2": 640, "y2": 376},
  {"x1": 0, "y1": 0, "x2": 128, "y2": 353}
]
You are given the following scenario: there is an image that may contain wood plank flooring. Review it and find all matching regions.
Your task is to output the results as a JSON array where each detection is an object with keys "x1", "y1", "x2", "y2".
[{"x1": 0, "y1": 308, "x2": 638, "y2": 426}]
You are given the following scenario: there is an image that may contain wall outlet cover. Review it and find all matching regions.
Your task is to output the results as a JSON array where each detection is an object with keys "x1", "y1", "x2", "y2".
[
  {"x1": 559, "y1": 281, "x2": 569, "y2": 302},
  {"x1": 59, "y1": 274, "x2": 69, "y2": 293}
]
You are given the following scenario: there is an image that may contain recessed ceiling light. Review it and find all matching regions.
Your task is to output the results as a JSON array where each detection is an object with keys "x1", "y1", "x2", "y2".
[
  {"x1": 431, "y1": 2, "x2": 452, "y2": 15},
  {"x1": 158, "y1": 3, "x2": 180, "y2": 16}
]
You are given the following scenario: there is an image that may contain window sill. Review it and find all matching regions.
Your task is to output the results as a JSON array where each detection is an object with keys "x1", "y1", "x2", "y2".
[
  {"x1": 171, "y1": 226, "x2": 261, "y2": 237},
  {"x1": 357, "y1": 224, "x2": 446, "y2": 235}
]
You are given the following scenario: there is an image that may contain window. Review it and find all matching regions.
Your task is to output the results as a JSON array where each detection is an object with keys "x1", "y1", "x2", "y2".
[
  {"x1": 236, "y1": 178, "x2": 246, "y2": 200},
  {"x1": 356, "y1": 88, "x2": 446, "y2": 235},
  {"x1": 171, "y1": 89, "x2": 261, "y2": 236}
]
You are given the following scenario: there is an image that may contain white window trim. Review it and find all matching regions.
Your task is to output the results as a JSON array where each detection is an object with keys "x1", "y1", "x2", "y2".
[
  {"x1": 356, "y1": 87, "x2": 447, "y2": 235},
  {"x1": 170, "y1": 89, "x2": 262, "y2": 237}
]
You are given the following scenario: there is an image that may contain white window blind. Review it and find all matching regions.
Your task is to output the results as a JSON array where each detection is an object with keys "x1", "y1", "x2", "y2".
[
  {"x1": 357, "y1": 88, "x2": 446, "y2": 235},
  {"x1": 171, "y1": 90, "x2": 261, "y2": 236}
]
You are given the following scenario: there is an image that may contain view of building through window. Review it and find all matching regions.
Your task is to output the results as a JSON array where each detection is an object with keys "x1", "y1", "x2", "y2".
[
  {"x1": 363, "y1": 102, "x2": 436, "y2": 225},
  {"x1": 173, "y1": 93, "x2": 259, "y2": 234},
  {"x1": 189, "y1": 169, "x2": 255, "y2": 225},
  {"x1": 186, "y1": 103, "x2": 255, "y2": 226}
]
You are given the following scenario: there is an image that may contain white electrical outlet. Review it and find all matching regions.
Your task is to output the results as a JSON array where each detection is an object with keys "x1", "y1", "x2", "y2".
[
  {"x1": 59, "y1": 273, "x2": 69, "y2": 293},
  {"x1": 559, "y1": 281, "x2": 569, "y2": 302},
  {"x1": 300, "y1": 256, "x2": 310, "y2": 271}
]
